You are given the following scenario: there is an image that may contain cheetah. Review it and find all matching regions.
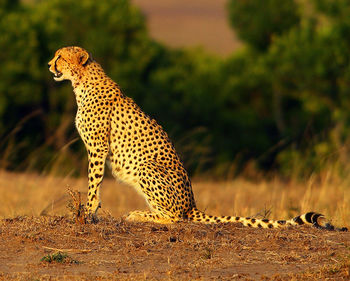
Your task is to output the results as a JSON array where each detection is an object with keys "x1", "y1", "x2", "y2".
[{"x1": 48, "y1": 46, "x2": 347, "y2": 231}]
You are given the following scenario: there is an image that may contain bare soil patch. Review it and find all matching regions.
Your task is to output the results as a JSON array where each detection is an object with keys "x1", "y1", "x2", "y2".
[{"x1": 1, "y1": 216, "x2": 349, "y2": 280}]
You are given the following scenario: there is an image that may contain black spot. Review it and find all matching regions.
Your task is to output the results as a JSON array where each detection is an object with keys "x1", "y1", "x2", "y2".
[
  {"x1": 293, "y1": 216, "x2": 304, "y2": 225},
  {"x1": 305, "y1": 212, "x2": 314, "y2": 223},
  {"x1": 268, "y1": 224, "x2": 273, "y2": 229},
  {"x1": 311, "y1": 213, "x2": 322, "y2": 225}
]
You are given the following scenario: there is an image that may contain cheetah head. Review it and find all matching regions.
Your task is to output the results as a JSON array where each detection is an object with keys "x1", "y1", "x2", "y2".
[{"x1": 48, "y1": 46, "x2": 90, "y2": 82}]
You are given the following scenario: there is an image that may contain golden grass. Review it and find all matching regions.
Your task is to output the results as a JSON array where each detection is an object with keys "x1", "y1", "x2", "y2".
[{"x1": 0, "y1": 169, "x2": 348, "y2": 229}]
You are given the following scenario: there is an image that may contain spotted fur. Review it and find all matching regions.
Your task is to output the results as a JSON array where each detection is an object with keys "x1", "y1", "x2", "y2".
[{"x1": 48, "y1": 46, "x2": 347, "y2": 231}]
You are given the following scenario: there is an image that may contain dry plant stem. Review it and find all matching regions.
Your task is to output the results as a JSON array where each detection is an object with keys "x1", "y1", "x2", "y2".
[
  {"x1": 42, "y1": 246, "x2": 92, "y2": 253},
  {"x1": 67, "y1": 188, "x2": 86, "y2": 224}
]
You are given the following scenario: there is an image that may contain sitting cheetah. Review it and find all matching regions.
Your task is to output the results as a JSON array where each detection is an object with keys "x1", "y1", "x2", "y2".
[{"x1": 48, "y1": 46, "x2": 347, "y2": 231}]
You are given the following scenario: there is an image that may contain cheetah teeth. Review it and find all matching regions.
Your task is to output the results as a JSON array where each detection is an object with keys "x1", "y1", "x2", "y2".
[{"x1": 54, "y1": 72, "x2": 63, "y2": 78}]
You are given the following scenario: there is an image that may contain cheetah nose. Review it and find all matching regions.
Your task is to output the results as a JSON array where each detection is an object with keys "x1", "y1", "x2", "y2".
[{"x1": 48, "y1": 63, "x2": 51, "y2": 68}]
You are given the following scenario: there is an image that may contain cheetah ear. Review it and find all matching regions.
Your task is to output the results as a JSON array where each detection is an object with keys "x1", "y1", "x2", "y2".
[{"x1": 78, "y1": 50, "x2": 90, "y2": 66}]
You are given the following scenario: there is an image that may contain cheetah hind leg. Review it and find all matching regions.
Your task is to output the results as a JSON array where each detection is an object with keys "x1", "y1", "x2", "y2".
[{"x1": 124, "y1": 210, "x2": 175, "y2": 224}]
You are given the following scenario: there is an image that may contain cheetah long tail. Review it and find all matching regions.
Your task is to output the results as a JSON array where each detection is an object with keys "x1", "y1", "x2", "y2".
[{"x1": 187, "y1": 208, "x2": 347, "y2": 231}]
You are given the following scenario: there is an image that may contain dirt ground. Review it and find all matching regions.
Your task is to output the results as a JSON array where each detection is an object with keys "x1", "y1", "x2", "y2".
[
  {"x1": 1, "y1": 170, "x2": 349, "y2": 280},
  {"x1": 1, "y1": 215, "x2": 349, "y2": 280}
]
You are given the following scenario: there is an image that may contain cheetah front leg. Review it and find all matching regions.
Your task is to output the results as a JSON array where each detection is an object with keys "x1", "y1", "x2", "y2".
[
  {"x1": 86, "y1": 149, "x2": 108, "y2": 220},
  {"x1": 80, "y1": 117, "x2": 110, "y2": 221}
]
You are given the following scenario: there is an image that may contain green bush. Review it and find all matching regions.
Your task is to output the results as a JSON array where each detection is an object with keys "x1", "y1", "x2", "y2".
[
  {"x1": 2, "y1": 0, "x2": 350, "y2": 178},
  {"x1": 227, "y1": 0, "x2": 300, "y2": 51},
  {"x1": 0, "y1": 0, "x2": 161, "y2": 173}
]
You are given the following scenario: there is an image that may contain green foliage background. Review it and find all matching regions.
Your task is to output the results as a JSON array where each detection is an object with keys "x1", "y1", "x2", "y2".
[{"x1": 1, "y1": 0, "x2": 350, "y2": 178}]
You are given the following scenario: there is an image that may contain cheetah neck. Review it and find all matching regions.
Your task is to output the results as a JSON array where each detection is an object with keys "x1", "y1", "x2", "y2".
[{"x1": 72, "y1": 61, "x2": 121, "y2": 107}]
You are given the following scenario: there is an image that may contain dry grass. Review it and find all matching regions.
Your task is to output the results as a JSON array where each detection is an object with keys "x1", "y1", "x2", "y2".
[
  {"x1": 0, "y1": 170, "x2": 349, "y2": 280},
  {"x1": 0, "y1": 169, "x2": 348, "y2": 229}
]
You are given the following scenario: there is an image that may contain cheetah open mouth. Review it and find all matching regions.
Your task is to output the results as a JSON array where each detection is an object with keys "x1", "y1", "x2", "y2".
[
  {"x1": 52, "y1": 56, "x2": 63, "y2": 80},
  {"x1": 53, "y1": 71, "x2": 63, "y2": 79}
]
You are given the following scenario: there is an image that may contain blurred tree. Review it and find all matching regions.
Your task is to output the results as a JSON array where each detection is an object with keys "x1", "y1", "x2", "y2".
[
  {"x1": 262, "y1": 6, "x2": 350, "y2": 175},
  {"x1": 210, "y1": 50, "x2": 272, "y2": 170},
  {"x1": 223, "y1": 0, "x2": 350, "y2": 176},
  {"x1": 3, "y1": 0, "x2": 350, "y2": 178},
  {"x1": 227, "y1": 0, "x2": 300, "y2": 51},
  {"x1": 0, "y1": 0, "x2": 44, "y2": 169},
  {"x1": 0, "y1": 0, "x2": 162, "y2": 173}
]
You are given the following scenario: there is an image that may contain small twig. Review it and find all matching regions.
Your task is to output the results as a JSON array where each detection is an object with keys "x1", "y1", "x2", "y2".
[
  {"x1": 326, "y1": 240, "x2": 346, "y2": 246},
  {"x1": 297, "y1": 233, "x2": 318, "y2": 239},
  {"x1": 42, "y1": 246, "x2": 92, "y2": 253},
  {"x1": 330, "y1": 257, "x2": 340, "y2": 263}
]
